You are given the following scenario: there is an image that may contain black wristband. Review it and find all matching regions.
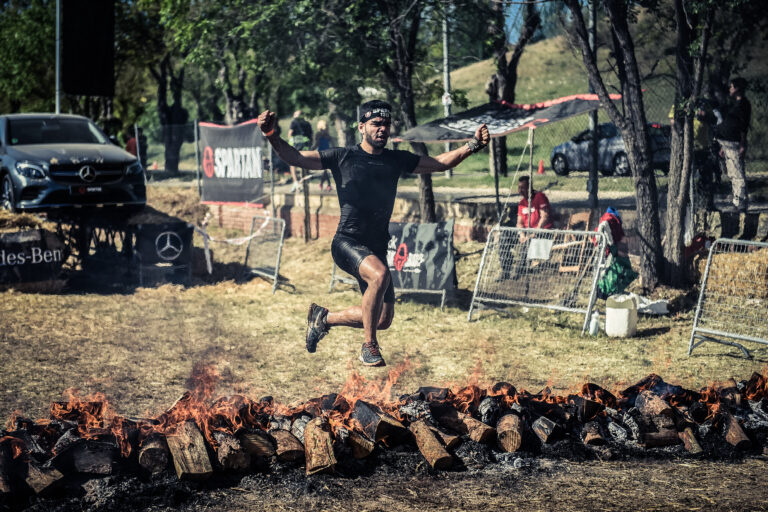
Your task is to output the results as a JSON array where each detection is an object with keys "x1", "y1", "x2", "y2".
[{"x1": 466, "y1": 136, "x2": 486, "y2": 154}]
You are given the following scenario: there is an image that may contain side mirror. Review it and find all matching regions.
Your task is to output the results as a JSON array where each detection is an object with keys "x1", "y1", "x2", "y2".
[{"x1": 109, "y1": 135, "x2": 119, "y2": 145}]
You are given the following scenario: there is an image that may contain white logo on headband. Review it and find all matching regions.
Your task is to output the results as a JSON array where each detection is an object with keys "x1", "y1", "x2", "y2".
[{"x1": 364, "y1": 108, "x2": 391, "y2": 120}]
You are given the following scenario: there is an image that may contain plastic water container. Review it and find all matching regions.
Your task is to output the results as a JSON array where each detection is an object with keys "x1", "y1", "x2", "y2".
[{"x1": 605, "y1": 294, "x2": 638, "y2": 337}]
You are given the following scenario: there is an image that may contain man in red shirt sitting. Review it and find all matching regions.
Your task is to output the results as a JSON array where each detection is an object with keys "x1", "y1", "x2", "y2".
[{"x1": 498, "y1": 175, "x2": 554, "y2": 281}]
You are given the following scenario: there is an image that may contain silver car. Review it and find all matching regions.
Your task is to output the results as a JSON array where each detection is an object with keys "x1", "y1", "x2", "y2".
[{"x1": 550, "y1": 122, "x2": 670, "y2": 177}]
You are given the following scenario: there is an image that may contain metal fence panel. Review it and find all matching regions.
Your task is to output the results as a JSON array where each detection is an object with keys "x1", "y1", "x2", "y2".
[
  {"x1": 468, "y1": 226, "x2": 607, "y2": 333},
  {"x1": 689, "y1": 238, "x2": 768, "y2": 358},
  {"x1": 243, "y1": 215, "x2": 286, "y2": 294}
]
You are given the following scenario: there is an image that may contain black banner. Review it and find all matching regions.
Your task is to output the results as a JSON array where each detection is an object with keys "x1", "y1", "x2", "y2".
[
  {"x1": 395, "y1": 94, "x2": 622, "y2": 143},
  {"x1": 199, "y1": 120, "x2": 265, "y2": 204},
  {"x1": 0, "y1": 230, "x2": 66, "y2": 284},
  {"x1": 134, "y1": 223, "x2": 193, "y2": 266},
  {"x1": 386, "y1": 221, "x2": 456, "y2": 291}
]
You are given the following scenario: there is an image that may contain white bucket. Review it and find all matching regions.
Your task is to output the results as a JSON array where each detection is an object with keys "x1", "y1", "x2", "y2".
[{"x1": 605, "y1": 294, "x2": 638, "y2": 338}]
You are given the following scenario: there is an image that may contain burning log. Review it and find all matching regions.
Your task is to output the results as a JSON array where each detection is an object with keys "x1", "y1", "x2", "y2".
[
  {"x1": 721, "y1": 412, "x2": 751, "y2": 450},
  {"x1": 239, "y1": 428, "x2": 276, "y2": 459},
  {"x1": 432, "y1": 406, "x2": 495, "y2": 444},
  {"x1": 430, "y1": 426, "x2": 461, "y2": 450},
  {"x1": 165, "y1": 421, "x2": 213, "y2": 480},
  {"x1": 291, "y1": 413, "x2": 313, "y2": 444},
  {"x1": 303, "y1": 418, "x2": 336, "y2": 475},
  {"x1": 212, "y1": 431, "x2": 250, "y2": 471},
  {"x1": 51, "y1": 440, "x2": 118, "y2": 475},
  {"x1": 634, "y1": 390, "x2": 673, "y2": 418},
  {"x1": 717, "y1": 379, "x2": 743, "y2": 407},
  {"x1": 678, "y1": 427, "x2": 703, "y2": 454},
  {"x1": 496, "y1": 414, "x2": 523, "y2": 453},
  {"x1": 688, "y1": 401, "x2": 708, "y2": 424},
  {"x1": 271, "y1": 429, "x2": 305, "y2": 463},
  {"x1": 409, "y1": 420, "x2": 452, "y2": 470},
  {"x1": 582, "y1": 421, "x2": 605, "y2": 446},
  {"x1": 642, "y1": 429, "x2": 681, "y2": 448},
  {"x1": 138, "y1": 434, "x2": 169, "y2": 475},
  {"x1": 571, "y1": 397, "x2": 605, "y2": 423},
  {"x1": 342, "y1": 429, "x2": 375, "y2": 459},
  {"x1": 25, "y1": 463, "x2": 64, "y2": 495},
  {"x1": 0, "y1": 443, "x2": 11, "y2": 494},
  {"x1": 478, "y1": 397, "x2": 500, "y2": 426},
  {"x1": 531, "y1": 416, "x2": 558, "y2": 444},
  {"x1": 351, "y1": 401, "x2": 408, "y2": 447}
]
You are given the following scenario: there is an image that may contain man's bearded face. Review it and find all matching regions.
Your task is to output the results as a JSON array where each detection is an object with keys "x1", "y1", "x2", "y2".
[{"x1": 361, "y1": 118, "x2": 391, "y2": 149}]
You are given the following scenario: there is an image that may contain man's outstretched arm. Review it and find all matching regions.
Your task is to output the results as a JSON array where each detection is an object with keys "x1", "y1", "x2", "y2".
[
  {"x1": 412, "y1": 124, "x2": 490, "y2": 174},
  {"x1": 257, "y1": 110, "x2": 324, "y2": 170}
]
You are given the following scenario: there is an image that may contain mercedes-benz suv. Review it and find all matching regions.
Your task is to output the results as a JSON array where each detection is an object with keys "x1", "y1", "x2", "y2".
[{"x1": 0, "y1": 113, "x2": 146, "y2": 212}]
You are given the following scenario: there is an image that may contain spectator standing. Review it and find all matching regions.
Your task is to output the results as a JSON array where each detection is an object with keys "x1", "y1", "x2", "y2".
[
  {"x1": 715, "y1": 77, "x2": 751, "y2": 212},
  {"x1": 314, "y1": 120, "x2": 333, "y2": 191},
  {"x1": 137, "y1": 128, "x2": 148, "y2": 169},
  {"x1": 125, "y1": 130, "x2": 137, "y2": 156},
  {"x1": 288, "y1": 110, "x2": 313, "y2": 192}
]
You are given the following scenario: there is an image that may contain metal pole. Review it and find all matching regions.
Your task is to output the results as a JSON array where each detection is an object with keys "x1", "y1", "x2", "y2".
[
  {"x1": 55, "y1": 0, "x2": 61, "y2": 113},
  {"x1": 442, "y1": 5, "x2": 452, "y2": 179},
  {"x1": 587, "y1": 0, "x2": 599, "y2": 213},
  {"x1": 194, "y1": 120, "x2": 202, "y2": 197}
]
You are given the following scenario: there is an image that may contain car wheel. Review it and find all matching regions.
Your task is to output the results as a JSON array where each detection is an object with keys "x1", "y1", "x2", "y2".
[
  {"x1": 1, "y1": 174, "x2": 16, "y2": 212},
  {"x1": 612, "y1": 152, "x2": 631, "y2": 177},
  {"x1": 551, "y1": 154, "x2": 569, "y2": 176}
]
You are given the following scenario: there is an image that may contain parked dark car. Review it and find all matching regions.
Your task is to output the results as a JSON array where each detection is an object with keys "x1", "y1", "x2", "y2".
[
  {"x1": 550, "y1": 122, "x2": 671, "y2": 177},
  {"x1": 0, "y1": 114, "x2": 146, "y2": 212}
]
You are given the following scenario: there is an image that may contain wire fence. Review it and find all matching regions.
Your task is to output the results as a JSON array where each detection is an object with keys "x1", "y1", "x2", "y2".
[
  {"x1": 689, "y1": 238, "x2": 768, "y2": 359},
  {"x1": 467, "y1": 226, "x2": 607, "y2": 333},
  {"x1": 243, "y1": 215, "x2": 286, "y2": 294}
]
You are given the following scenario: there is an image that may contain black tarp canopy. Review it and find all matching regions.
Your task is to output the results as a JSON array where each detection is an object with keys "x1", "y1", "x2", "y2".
[{"x1": 394, "y1": 93, "x2": 621, "y2": 143}]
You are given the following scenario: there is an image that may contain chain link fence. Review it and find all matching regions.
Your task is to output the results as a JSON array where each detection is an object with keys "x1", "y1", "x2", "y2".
[
  {"x1": 689, "y1": 238, "x2": 768, "y2": 358},
  {"x1": 243, "y1": 214, "x2": 286, "y2": 294},
  {"x1": 468, "y1": 226, "x2": 607, "y2": 333}
]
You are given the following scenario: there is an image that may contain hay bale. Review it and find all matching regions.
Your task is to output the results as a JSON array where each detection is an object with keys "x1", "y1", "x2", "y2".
[
  {"x1": 702, "y1": 248, "x2": 768, "y2": 299},
  {"x1": 0, "y1": 210, "x2": 55, "y2": 233}
]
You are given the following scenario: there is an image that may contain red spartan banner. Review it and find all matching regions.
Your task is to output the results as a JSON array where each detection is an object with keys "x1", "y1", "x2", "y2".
[
  {"x1": 386, "y1": 220, "x2": 456, "y2": 291},
  {"x1": 394, "y1": 93, "x2": 622, "y2": 143},
  {"x1": 199, "y1": 119, "x2": 266, "y2": 204}
]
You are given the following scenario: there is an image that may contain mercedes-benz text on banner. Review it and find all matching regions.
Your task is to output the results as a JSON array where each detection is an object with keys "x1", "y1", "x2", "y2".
[{"x1": 199, "y1": 119, "x2": 265, "y2": 204}]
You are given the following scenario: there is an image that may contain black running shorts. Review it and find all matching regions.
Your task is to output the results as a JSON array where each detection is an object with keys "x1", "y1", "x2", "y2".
[{"x1": 331, "y1": 234, "x2": 395, "y2": 303}]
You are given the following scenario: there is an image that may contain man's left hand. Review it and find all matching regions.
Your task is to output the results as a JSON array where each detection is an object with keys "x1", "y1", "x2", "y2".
[{"x1": 474, "y1": 124, "x2": 490, "y2": 150}]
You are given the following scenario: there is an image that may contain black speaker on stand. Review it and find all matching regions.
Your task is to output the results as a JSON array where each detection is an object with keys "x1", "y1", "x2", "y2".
[{"x1": 61, "y1": 0, "x2": 115, "y2": 97}]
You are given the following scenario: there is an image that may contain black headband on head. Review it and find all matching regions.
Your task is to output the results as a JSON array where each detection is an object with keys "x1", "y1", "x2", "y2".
[{"x1": 360, "y1": 108, "x2": 391, "y2": 122}]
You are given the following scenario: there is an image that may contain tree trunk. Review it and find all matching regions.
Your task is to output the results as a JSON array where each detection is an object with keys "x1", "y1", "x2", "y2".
[
  {"x1": 328, "y1": 101, "x2": 355, "y2": 147},
  {"x1": 152, "y1": 56, "x2": 187, "y2": 175}
]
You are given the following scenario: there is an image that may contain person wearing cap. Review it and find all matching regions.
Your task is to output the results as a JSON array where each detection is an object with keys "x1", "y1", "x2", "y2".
[{"x1": 257, "y1": 100, "x2": 489, "y2": 367}]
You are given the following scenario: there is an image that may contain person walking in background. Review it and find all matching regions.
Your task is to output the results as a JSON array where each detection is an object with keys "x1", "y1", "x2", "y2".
[
  {"x1": 125, "y1": 129, "x2": 137, "y2": 156},
  {"x1": 715, "y1": 77, "x2": 751, "y2": 212},
  {"x1": 288, "y1": 110, "x2": 313, "y2": 192},
  {"x1": 314, "y1": 120, "x2": 333, "y2": 191},
  {"x1": 257, "y1": 100, "x2": 489, "y2": 367}
]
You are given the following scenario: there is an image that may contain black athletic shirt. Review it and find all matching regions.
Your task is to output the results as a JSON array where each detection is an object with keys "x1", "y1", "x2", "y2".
[{"x1": 320, "y1": 145, "x2": 420, "y2": 248}]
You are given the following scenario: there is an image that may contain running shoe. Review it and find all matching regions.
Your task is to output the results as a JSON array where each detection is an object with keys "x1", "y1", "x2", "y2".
[
  {"x1": 360, "y1": 340, "x2": 386, "y2": 367},
  {"x1": 306, "y1": 303, "x2": 330, "y2": 353}
]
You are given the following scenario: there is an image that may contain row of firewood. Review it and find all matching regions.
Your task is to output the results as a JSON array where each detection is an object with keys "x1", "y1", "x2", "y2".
[{"x1": 1, "y1": 372, "x2": 767, "y2": 498}]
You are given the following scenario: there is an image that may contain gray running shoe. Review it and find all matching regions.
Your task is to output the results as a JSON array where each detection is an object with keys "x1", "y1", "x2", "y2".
[
  {"x1": 306, "y1": 303, "x2": 329, "y2": 353},
  {"x1": 360, "y1": 341, "x2": 386, "y2": 367}
]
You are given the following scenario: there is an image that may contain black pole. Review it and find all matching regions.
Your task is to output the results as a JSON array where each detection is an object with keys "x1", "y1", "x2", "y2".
[{"x1": 587, "y1": 0, "x2": 599, "y2": 214}]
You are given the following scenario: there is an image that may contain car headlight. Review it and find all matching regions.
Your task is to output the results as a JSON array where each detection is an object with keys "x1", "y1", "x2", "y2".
[
  {"x1": 126, "y1": 161, "x2": 143, "y2": 175},
  {"x1": 15, "y1": 161, "x2": 48, "y2": 179}
]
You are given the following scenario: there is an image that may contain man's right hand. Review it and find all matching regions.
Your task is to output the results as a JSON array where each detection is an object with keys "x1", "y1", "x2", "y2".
[{"x1": 258, "y1": 110, "x2": 277, "y2": 135}]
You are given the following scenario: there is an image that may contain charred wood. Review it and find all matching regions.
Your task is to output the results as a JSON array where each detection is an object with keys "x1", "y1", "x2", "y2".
[
  {"x1": 291, "y1": 413, "x2": 313, "y2": 444},
  {"x1": 491, "y1": 382, "x2": 516, "y2": 397},
  {"x1": 51, "y1": 439, "x2": 118, "y2": 475},
  {"x1": 721, "y1": 412, "x2": 750, "y2": 450},
  {"x1": 634, "y1": 390, "x2": 674, "y2": 418},
  {"x1": 478, "y1": 397, "x2": 500, "y2": 426},
  {"x1": 351, "y1": 401, "x2": 408, "y2": 447},
  {"x1": 304, "y1": 418, "x2": 336, "y2": 475},
  {"x1": 340, "y1": 428, "x2": 375, "y2": 459},
  {"x1": 531, "y1": 416, "x2": 558, "y2": 444},
  {"x1": 138, "y1": 434, "x2": 169, "y2": 475},
  {"x1": 496, "y1": 414, "x2": 523, "y2": 453},
  {"x1": 416, "y1": 387, "x2": 451, "y2": 402},
  {"x1": 165, "y1": 421, "x2": 213, "y2": 480},
  {"x1": 570, "y1": 396, "x2": 605, "y2": 423},
  {"x1": 642, "y1": 429, "x2": 681, "y2": 448},
  {"x1": 717, "y1": 379, "x2": 743, "y2": 407},
  {"x1": 269, "y1": 415, "x2": 292, "y2": 432},
  {"x1": 429, "y1": 426, "x2": 461, "y2": 450},
  {"x1": 399, "y1": 400, "x2": 433, "y2": 423},
  {"x1": 213, "y1": 431, "x2": 250, "y2": 471},
  {"x1": 0, "y1": 443, "x2": 11, "y2": 494},
  {"x1": 607, "y1": 420, "x2": 628, "y2": 443},
  {"x1": 271, "y1": 429, "x2": 305, "y2": 463},
  {"x1": 678, "y1": 427, "x2": 703, "y2": 454},
  {"x1": 25, "y1": 463, "x2": 64, "y2": 495},
  {"x1": 688, "y1": 401, "x2": 709, "y2": 424},
  {"x1": 432, "y1": 405, "x2": 495, "y2": 444},
  {"x1": 580, "y1": 383, "x2": 618, "y2": 409},
  {"x1": 409, "y1": 420, "x2": 452, "y2": 470},
  {"x1": 238, "y1": 428, "x2": 276, "y2": 459},
  {"x1": 582, "y1": 421, "x2": 606, "y2": 446}
]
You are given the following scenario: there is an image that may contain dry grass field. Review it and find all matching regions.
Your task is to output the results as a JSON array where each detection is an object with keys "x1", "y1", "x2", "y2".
[{"x1": 1, "y1": 186, "x2": 766, "y2": 424}]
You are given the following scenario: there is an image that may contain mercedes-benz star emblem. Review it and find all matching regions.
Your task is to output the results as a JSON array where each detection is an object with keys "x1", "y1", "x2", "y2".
[
  {"x1": 155, "y1": 231, "x2": 184, "y2": 261},
  {"x1": 78, "y1": 165, "x2": 97, "y2": 183}
]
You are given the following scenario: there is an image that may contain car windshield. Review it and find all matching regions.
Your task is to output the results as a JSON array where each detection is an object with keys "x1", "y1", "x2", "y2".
[{"x1": 7, "y1": 118, "x2": 109, "y2": 145}]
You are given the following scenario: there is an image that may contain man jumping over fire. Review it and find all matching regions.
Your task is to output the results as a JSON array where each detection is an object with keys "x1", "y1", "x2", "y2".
[{"x1": 257, "y1": 101, "x2": 489, "y2": 367}]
